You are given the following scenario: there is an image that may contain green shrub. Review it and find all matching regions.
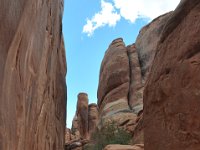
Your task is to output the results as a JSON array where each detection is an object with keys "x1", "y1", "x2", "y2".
[{"x1": 84, "y1": 121, "x2": 132, "y2": 150}]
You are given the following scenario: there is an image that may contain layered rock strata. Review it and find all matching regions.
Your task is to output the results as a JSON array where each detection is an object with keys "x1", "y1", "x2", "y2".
[
  {"x1": 0, "y1": 0, "x2": 67, "y2": 150},
  {"x1": 144, "y1": 0, "x2": 200, "y2": 149},
  {"x1": 97, "y1": 11, "x2": 172, "y2": 118},
  {"x1": 97, "y1": 38, "x2": 137, "y2": 129}
]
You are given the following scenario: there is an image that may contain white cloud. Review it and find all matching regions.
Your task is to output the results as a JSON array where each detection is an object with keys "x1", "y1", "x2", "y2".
[
  {"x1": 83, "y1": 0, "x2": 121, "y2": 36},
  {"x1": 114, "y1": 0, "x2": 180, "y2": 22},
  {"x1": 83, "y1": 0, "x2": 180, "y2": 36}
]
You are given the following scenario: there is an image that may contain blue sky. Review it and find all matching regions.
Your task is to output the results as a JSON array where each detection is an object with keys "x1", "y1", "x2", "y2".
[{"x1": 63, "y1": 0, "x2": 180, "y2": 128}]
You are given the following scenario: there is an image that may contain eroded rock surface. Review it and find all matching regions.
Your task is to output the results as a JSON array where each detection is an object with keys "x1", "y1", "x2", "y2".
[
  {"x1": 77, "y1": 93, "x2": 89, "y2": 139},
  {"x1": 0, "y1": 0, "x2": 66, "y2": 150},
  {"x1": 98, "y1": 38, "x2": 130, "y2": 112},
  {"x1": 88, "y1": 103, "x2": 98, "y2": 136},
  {"x1": 97, "y1": 38, "x2": 137, "y2": 132},
  {"x1": 144, "y1": 0, "x2": 200, "y2": 149}
]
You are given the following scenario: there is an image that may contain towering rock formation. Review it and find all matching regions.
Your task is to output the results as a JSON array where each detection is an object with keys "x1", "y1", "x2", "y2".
[
  {"x1": 98, "y1": 38, "x2": 130, "y2": 115},
  {"x1": 67, "y1": 94, "x2": 97, "y2": 149},
  {"x1": 97, "y1": 12, "x2": 172, "y2": 130},
  {"x1": 97, "y1": 38, "x2": 137, "y2": 130},
  {"x1": 70, "y1": 94, "x2": 99, "y2": 140},
  {"x1": 0, "y1": 0, "x2": 67, "y2": 150},
  {"x1": 77, "y1": 93, "x2": 89, "y2": 139},
  {"x1": 144, "y1": 0, "x2": 200, "y2": 149}
]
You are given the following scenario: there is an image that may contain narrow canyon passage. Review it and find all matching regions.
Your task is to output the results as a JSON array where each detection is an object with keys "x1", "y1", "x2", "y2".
[{"x1": 0, "y1": 0, "x2": 200, "y2": 150}]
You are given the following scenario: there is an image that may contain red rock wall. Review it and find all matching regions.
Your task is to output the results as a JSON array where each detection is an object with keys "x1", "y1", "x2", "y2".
[
  {"x1": 0, "y1": 0, "x2": 67, "y2": 150},
  {"x1": 144, "y1": 0, "x2": 200, "y2": 149}
]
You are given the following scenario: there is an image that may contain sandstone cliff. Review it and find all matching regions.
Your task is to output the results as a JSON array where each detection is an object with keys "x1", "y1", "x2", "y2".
[
  {"x1": 97, "y1": 12, "x2": 172, "y2": 134},
  {"x1": 0, "y1": 0, "x2": 67, "y2": 150},
  {"x1": 66, "y1": 0, "x2": 200, "y2": 149},
  {"x1": 144, "y1": 0, "x2": 200, "y2": 149}
]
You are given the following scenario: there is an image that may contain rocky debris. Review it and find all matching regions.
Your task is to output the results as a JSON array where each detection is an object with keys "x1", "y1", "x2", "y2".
[
  {"x1": 71, "y1": 115, "x2": 81, "y2": 140},
  {"x1": 65, "y1": 139, "x2": 89, "y2": 150},
  {"x1": 103, "y1": 144, "x2": 144, "y2": 150},
  {"x1": 88, "y1": 103, "x2": 99, "y2": 136},
  {"x1": 77, "y1": 93, "x2": 89, "y2": 139},
  {"x1": 65, "y1": 128, "x2": 72, "y2": 143},
  {"x1": 144, "y1": 0, "x2": 200, "y2": 149},
  {"x1": 0, "y1": 0, "x2": 66, "y2": 150}
]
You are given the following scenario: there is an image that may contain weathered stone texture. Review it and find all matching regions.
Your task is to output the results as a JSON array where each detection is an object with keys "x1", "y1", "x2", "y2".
[
  {"x1": 77, "y1": 93, "x2": 89, "y2": 139},
  {"x1": 0, "y1": 0, "x2": 66, "y2": 150},
  {"x1": 144, "y1": 0, "x2": 200, "y2": 149}
]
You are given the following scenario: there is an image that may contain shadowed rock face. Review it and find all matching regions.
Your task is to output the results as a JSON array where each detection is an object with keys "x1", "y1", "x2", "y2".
[
  {"x1": 135, "y1": 12, "x2": 172, "y2": 80},
  {"x1": 88, "y1": 103, "x2": 98, "y2": 136},
  {"x1": 71, "y1": 115, "x2": 81, "y2": 140},
  {"x1": 0, "y1": 0, "x2": 67, "y2": 150},
  {"x1": 127, "y1": 44, "x2": 143, "y2": 112},
  {"x1": 144, "y1": 0, "x2": 200, "y2": 149},
  {"x1": 77, "y1": 93, "x2": 89, "y2": 139}
]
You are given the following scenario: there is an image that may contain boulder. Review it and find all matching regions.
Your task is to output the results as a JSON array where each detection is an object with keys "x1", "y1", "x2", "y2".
[
  {"x1": 65, "y1": 128, "x2": 71, "y2": 143},
  {"x1": 65, "y1": 139, "x2": 89, "y2": 150},
  {"x1": 103, "y1": 144, "x2": 144, "y2": 150}
]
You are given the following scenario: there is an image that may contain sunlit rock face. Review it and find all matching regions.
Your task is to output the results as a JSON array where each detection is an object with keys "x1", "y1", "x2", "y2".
[
  {"x1": 95, "y1": 12, "x2": 174, "y2": 145},
  {"x1": 0, "y1": 0, "x2": 67, "y2": 150},
  {"x1": 97, "y1": 11, "x2": 171, "y2": 128},
  {"x1": 144, "y1": 0, "x2": 200, "y2": 149},
  {"x1": 71, "y1": 94, "x2": 99, "y2": 140},
  {"x1": 97, "y1": 38, "x2": 137, "y2": 131}
]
